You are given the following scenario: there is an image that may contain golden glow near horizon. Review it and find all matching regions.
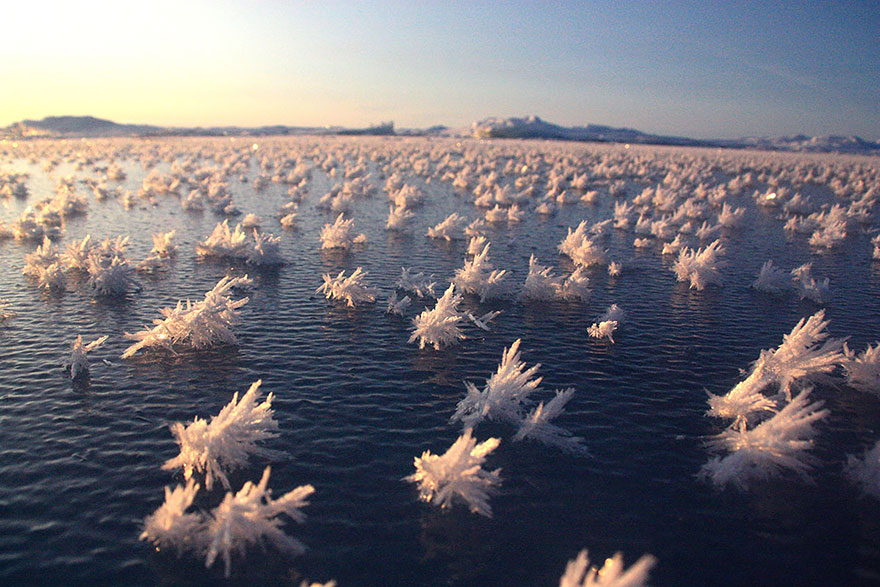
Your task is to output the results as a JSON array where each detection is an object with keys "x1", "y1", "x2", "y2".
[{"x1": 2, "y1": 2, "x2": 878, "y2": 138}]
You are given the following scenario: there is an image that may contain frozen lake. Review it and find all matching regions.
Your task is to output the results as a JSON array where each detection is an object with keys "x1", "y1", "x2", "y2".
[{"x1": 0, "y1": 136, "x2": 878, "y2": 585}]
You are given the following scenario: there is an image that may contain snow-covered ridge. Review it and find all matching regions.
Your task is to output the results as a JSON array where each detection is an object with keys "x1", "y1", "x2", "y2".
[
  {"x1": 5, "y1": 114, "x2": 878, "y2": 155},
  {"x1": 470, "y1": 115, "x2": 880, "y2": 155}
]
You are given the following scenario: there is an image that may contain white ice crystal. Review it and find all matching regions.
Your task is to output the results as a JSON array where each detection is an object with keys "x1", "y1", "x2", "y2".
[
  {"x1": 843, "y1": 343, "x2": 880, "y2": 395},
  {"x1": 196, "y1": 220, "x2": 250, "y2": 259},
  {"x1": 163, "y1": 380, "x2": 280, "y2": 491},
  {"x1": 140, "y1": 479, "x2": 202, "y2": 556},
  {"x1": 707, "y1": 311, "x2": 844, "y2": 421},
  {"x1": 672, "y1": 239, "x2": 725, "y2": 290},
  {"x1": 751, "y1": 260, "x2": 792, "y2": 295},
  {"x1": 86, "y1": 254, "x2": 141, "y2": 296},
  {"x1": 22, "y1": 237, "x2": 59, "y2": 278},
  {"x1": 514, "y1": 388, "x2": 586, "y2": 454},
  {"x1": 467, "y1": 310, "x2": 501, "y2": 332},
  {"x1": 607, "y1": 261, "x2": 622, "y2": 277},
  {"x1": 588, "y1": 321, "x2": 619, "y2": 343},
  {"x1": 204, "y1": 467, "x2": 314, "y2": 578},
  {"x1": 122, "y1": 276, "x2": 250, "y2": 358},
  {"x1": 409, "y1": 283, "x2": 466, "y2": 350},
  {"x1": 319, "y1": 213, "x2": 366, "y2": 249},
  {"x1": 65, "y1": 334, "x2": 108, "y2": 379},
  {"x1": 600, "y1": 304, "x2": 625, "y2": 323},
  {"x1": 791, "y1": 263, "x2": 830, "y2": 305},
  {"x1": 150, "y1": 231, "x2": 177, "y2": 258},
  {"x1": 846, "y1": 439, "x2": 880, "y2": 499},
  {"x1": 452, "y1": 339, "x2": 543, "y2": 429},
  {"x1": 559, "y1": 549, "x2": 656, "y2": 587},
  {"x1": 248, "y1": 230, "x2": 284, "y2": 265},
  {"x1": 426, "y1": 212, "x2": 467, "y2": 241},
  {"x1": 36, "y1": 262, "x2": 66, "y2": 292},
  {"x1": 452, "y1": 242, "x2": 508, "y2": 302},
  {"x1": 386, "y1": 205, "x2": 414, "y2": 231},
  {"x1": 521, "y1": 254, "x2": 563, "y2": 301},
  {"x1": 700, "y1": 389, "x2": 828, "y2": 490},
  {"x1": 316, "y1": 267, "x2": 378, "y2": 307},
  {"x1": 558, "y1": 221, "x2": 608, "y2": 268},
  {"x1": 396, "y1": 267, "x2": 437, "y2": 298},
  {"x1": 386, "y1": 293, "x2": 412, "y2": 316},
  {"x1": 405, "y1": 429, "x2": 501, "y2": 517}
]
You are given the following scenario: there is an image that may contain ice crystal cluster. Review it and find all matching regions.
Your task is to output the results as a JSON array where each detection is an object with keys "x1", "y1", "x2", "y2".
[
  {"x1": 65, "y1": 334, "x2": 109, "y2": 379},
  {"x1": 406, "y1": 428, "x2": 502, "y2": 517},
  {"x1": 452, "y1": 339, "x2": 586, "y2": 453},
  {"x1": 520, "y1": 255, "x2": 591, "y2": 302},
  {"x1": 701, "y1": 390, "x2": 829, "y2": 490},
  {"x1": 316, "y1": 267, "x2": 378, "y2": 307},
  {"x1": 558, "y1": 221, "x2": 608, "y2": 268},
  {"x1": 197, "y1": 220, "x2": 284, "y2": 265},
  {"x1": 395, "y1": 267, "x2": 437, "y2": 298},
  {"x1": 702, "y1": 311, "x2": 844, "y2": 489},
  {"x1": 163, "y1": 380, "x2": 281, "y2": 490},
  {"x1": 559, "y1": 549, "x2": 657, "y2": 587},
  {"x1": 408, "y1": 284, "x2": 467, "y2": 350},
  {"x1": 672, "y1": 239, "x2": 725, "y2": 290},
  {"x1": 426, "y1": 212, "x2": 467, "y2": 240},
  {"x1": 707, "y1": 311, "x2": 844, "y2": 422},
  {"x1": 319, "y1": 213, "x2": 366, "y2": 249},
  {"x1": 843, "y1": 343, "x2": 880, "y2": 395},
  {"x1": 846, "y1": 439, "x2": 880, "y2": 499},
  {"x1": 452, "y1": 242, "x2": 509, "y2": 302},
  {"x1": 122, "y1": 276, "x2": 250, "y2": 358},
  {"x1": 141, "y1": 468, "x2": 314, "y2": 578}
]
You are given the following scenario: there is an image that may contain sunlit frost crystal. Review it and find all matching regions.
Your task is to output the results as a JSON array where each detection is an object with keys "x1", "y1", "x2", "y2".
[
  {"x1": 405, "y1": 429, "x2": 501, "y2": 517},
  {"x1": 204, "y1": 467, "x2": 314, "y2": 578},
  {"x1": 559, "y1": 549, "x2": 657, "y2": 587},
  {"x1": 163, "y1": 380, "x2": 281, "y2": 490}
]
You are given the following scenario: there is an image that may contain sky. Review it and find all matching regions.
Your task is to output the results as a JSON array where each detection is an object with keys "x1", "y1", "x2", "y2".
[{"x1": 1, "y1": 0, "x2": 878, "y2": 139}]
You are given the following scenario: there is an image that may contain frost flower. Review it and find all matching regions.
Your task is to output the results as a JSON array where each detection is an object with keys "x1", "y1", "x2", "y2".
[
  {"x1": 204, "y1": 467, "x2": 314, "y2": 578},
  {"x1": 163, "y1": 380, "x2": 281, "y2": 490},
  {"x1": 700, "y1": 389, "x2": 828, "y2": 490},
  {"x1": 405, "y1": 429, "x2": 501, "y2": 517},
  {"x1": 65, "y1": 334, "x2": 109, "y2": 379},
  {"x1": 452, "y1": 339, "x2": 542, "y2": 429},
  {"x1": 409, "y1": 284, "x2": 466, "y2": 350},
  {"x1": 560, "y1": 549, "x2": 656, "y2": 587},
  {"x1": 316, "y1": 267, "x2": 378, "y2": 307},
  {"x1": 122, "y1": 276, "x2": 250, "y2": 358},
  {"x1": 140, "y1": 479, "x2": 202, "y2": 556}
]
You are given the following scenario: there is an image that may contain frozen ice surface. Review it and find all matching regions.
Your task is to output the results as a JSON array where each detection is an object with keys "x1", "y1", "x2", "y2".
[{"x1": 405, "y1": 429, "x2": 501, "y2": 517}]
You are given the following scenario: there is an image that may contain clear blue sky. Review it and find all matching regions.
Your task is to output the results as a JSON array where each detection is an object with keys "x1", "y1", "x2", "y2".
[{"x1": 2, "y1": 0, "x2": 877, "y2": 139}]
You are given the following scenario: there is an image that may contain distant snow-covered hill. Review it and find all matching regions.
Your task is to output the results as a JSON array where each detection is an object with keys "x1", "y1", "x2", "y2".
[
  {"x1": 470, "y1": 115, "x2": 880, "y2": 155},
  {"x1": 3, "y1": 114, "x2": 877, "y2": 155}
]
